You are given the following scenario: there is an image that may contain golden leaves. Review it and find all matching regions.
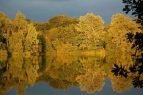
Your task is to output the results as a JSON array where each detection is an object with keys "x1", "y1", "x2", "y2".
[
  {"x1": 76, "y1": 13, "x2": 104, "y2": 33},
  {"x1": 76, "y1": 61, "x2": 106, "y2": 94},
  {"x1": 75, "y1": 13, "x2": 105, "y2": 50},
  {"x1": 108, "y1": 13, "x2": 142, "y2": 52},
  {"x1": 0, "y1": 50, "x2": 7, "y2": 61}
]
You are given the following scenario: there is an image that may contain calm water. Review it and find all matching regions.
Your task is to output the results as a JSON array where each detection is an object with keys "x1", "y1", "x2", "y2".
[
  {"x1": 0, "y1": 53, "x2": 143, "y2": 95},
  {"x1": 5, "y1": 79, "x2": 143, "y2": 95}
]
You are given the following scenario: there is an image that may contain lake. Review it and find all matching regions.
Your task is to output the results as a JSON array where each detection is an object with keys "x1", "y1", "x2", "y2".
[{"x1": 0, "y1": 52, "x2": 143, "y2": 95}]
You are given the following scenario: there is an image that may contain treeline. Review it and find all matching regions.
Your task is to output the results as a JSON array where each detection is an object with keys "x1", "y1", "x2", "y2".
[{"x1": 0, "y1": 11, "x2": 142, "y2": 58}]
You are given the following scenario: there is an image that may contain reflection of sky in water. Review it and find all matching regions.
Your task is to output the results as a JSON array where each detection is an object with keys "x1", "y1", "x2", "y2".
[{"x1": 6, "y1": 79, "x2": 143, "y2": 95}]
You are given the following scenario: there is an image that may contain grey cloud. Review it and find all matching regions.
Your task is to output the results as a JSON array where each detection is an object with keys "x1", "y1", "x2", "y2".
[
  {"x1": 0, "y1": 0, "x2": 132, "y2": 24},
  {"x1": 48, "y1": 0, "x2": 74, "y2": 1}
]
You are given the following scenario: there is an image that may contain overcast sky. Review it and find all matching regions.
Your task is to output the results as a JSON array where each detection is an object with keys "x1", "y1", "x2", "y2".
[{"x1": 0, "y1": 0, "x2": 133, "y2": 24}]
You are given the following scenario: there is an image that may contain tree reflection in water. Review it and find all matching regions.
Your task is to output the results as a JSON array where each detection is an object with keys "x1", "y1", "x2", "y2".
[
  {"x1": 112, "y1": 53, "x2": 143, "y2": 88},
  {"x1": 0, "y1": 51, "x2": 143, "y2": 95}
]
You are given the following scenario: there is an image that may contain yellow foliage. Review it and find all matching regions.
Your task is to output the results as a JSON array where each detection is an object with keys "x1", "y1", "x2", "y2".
[
  {"x1": 0, "y1": 50, "x2": 7, "y2": 61},
  {"x1": 108, "y1": 13, "x2": 142, "y2": 52}
]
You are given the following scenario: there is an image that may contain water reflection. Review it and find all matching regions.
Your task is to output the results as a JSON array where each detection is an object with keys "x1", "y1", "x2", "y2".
[
  {"x1": 0, "y1": 52, "x2": 143, "y2": 95},
  {"x1": 111, "y1": 53, "x2": 143, "y2": 89}
]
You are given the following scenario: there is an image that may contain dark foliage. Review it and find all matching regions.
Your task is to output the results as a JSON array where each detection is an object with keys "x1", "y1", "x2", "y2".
[
  {"x1": 123, "y1": 0, "x2": 143, "y2": 55},
  {"x1": 126, "y1": 32, "x2": 134, "y2": 43},
  {"x1": 123, "y1": 0, "x2": 143, "y2": 26},
  {"x1": 111, "y1": 64, "x2": 128, "y2": 78},
  {"x1": 126, "y1": 32, "x2": 143, "y2": 54},
  {"x1": 133, "y1": 76, "x2": 143, "y2": 88}
]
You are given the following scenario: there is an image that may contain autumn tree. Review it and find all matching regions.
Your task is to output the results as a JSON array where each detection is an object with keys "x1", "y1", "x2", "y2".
[
  {"x1": 8, "y1": 31, "x2": 24, "y2": 57},
  {"x1": 107, "y1": 13, "x2": 141, "y2": 53},
  {"x1": 13, "y1": 11, "x2": 28, "y2": 39},
  {"x1": 24, "y1": 23, "x2": 39, "y2": 56},
  {"x1": 48, "y1": 15, "x2": 69, "y2": 28},
  {"x1": 33, "y1": 22, "x2": 50, "y2": 32},
  {"x1": 0, "y1": 12, "x2": 9, "y2": 58},
  {"x1": 5, "y1": 11, "x2": 40, "y2": 57},
  {"x1": 7, "y1": 11, "x2": 26, "y2": 55},
  {"x1": 75, "y1": 13, "x2": 105, "y2": 50},
  {"x1": 0, "y1": 12, "x2": 13, "y2": 50},
  {"x1": 45, "y1": 15, "x2": 78, "y2": 53}
]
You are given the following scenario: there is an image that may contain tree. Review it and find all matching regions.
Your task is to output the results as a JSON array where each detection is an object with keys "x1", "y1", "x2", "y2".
[
  {"x1": 48, "y1": 15, "x2": 69, "y2": 28},
  {"x1": 4, "y1": 11, "x2": 39, "y2": 57},
  {"x1": 45, "y1": 15, "x2": 79, "y2": 52},
  {"x1": 108, "y1": 13, "x2": 141, "y2": 52},
  {"x1": 0, "y1": 12, "x2": 13, "y2": 49},
  {"x1": 8, "y1": 31, "x2": 23, "y2": 56},
  {"x1": 33, "y1": 22, "x2": 50, "y2": 32},
  {"x1": 75, "y1": 13, "x2": 105, "y2": 50},
  {"x1": 24, "y1": 23, "x2": 39, "y2": 56},
  {"x1": 7, "y1": 11, "x2": 27, "y2": 55},
  {"x1": 14, "y1": 11, "x2": 28, "y2": 34}
]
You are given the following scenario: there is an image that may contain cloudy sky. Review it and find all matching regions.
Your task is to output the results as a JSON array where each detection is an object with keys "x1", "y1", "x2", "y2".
[{"x1": 0, "y1": 0, "x2": 133, "y2": 24}]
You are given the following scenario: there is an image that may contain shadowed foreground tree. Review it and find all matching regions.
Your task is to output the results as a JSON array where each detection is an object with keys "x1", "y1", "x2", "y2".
[
  {"x1": 123, "y1": 0, "x2": 143, "y2": 55},
  {"x1": 122, "y1": 0, "x2": 143, "y2": 26}
]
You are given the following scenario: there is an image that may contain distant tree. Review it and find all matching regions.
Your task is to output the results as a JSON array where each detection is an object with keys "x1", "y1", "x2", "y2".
[
  {"x1": 33, "y1": 22, "x2": 50, "y2": 32},
  {"x1": 48, "y1": 15, "x2": 69, "y2": 28}
]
